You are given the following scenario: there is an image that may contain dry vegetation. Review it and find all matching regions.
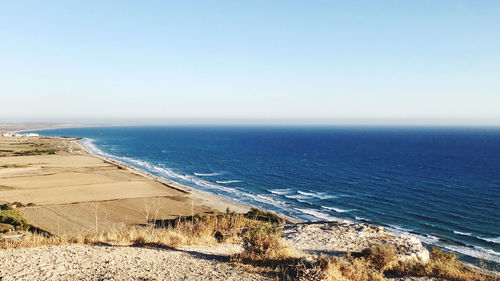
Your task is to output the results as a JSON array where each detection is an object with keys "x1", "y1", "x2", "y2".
[
  {"x1": 245, "y1": 243, "x2": 499, "y2": 281},
  {"x1": 1, "y1": 206, "x2": 498, "y2": 281},
  {"x1": 388, "y1": 248, "x2": 499, "y2": 281},
  {"x1": 0, "y1": 137, "x2": 65, "y2": 157},
  {"x1": 0, "y1": 208, "x2": 282, "y2": 250}
]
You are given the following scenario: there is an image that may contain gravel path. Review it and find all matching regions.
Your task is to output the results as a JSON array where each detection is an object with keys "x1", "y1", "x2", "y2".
[{"x1": 0, "y1": 245, "x2": 266, "y2": 281}]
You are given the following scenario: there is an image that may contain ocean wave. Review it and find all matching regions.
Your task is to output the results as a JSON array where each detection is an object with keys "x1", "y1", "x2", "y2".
[
  {"x1": 443, "y1": 244, "x2": 500, "y2": 264},
  {"x1": 295, "y1": 208, "x2": 338, "y2": 221},
  {"x1": 321, "y1": 206, "x2": 351, "y2": 213},
  {"x1": 386, "y1": 225, "x2": 442, "y2": 246},
  {"x1": 216, "y1": 180, "x2": 242, "y2": 184},
  {"x1": 453, "y1": 230, "x2": 473, "y2": 237},
  {"x1": 297, "y1": 190, "x2": 338, "y2": 199},
  {"x1": 245, "y1": 193, "x2": 287, "y2": 207},
  {"x1": 478, "y1": 236, "x2": 500, "y2": 244},
  {"x1": 297, "y1": 191, "x2": 316, "y2": 197},
  {"x1": 285, "y1": 194, "x2": 310, "y2": 200},
  {"x1": 81, "y1": 139, "x2": 109, "y2": 157},
  {"x1": 388, "y1": 225, "x2": 500, "y2": 263},
  {"x1": 453, "y1": 232, "x2": 500, "y2": 245},
  {"x1": 269, "y1": 188, "x2": 294, "y2": 195},
  {"x1": 194, "y1": 172, "x2": 223, "y2": 177},
  {"x1": 81, "y1": 139, "x2": 242, "y2": 196}
]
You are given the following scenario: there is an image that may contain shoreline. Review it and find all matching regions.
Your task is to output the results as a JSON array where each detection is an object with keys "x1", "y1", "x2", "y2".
[
  {"x1": 0, "y1": 134, "x2": 250, "y2": 235},
  {"x1": 75, "y1": 137, "x2": 256, "y2": 216},
  {"x1": 76, "y1": 137, "x2": 302, "y2": 224}
]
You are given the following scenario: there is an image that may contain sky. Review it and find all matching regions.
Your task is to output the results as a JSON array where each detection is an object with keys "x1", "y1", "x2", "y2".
[{"x1": 1, "y1": 1, "x2": 499, "y2": 125}]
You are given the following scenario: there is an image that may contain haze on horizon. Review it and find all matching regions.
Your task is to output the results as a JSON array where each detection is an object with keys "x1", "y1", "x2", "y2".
[{"x1": 1, "y1": 1, "x2": 499, "y2": 126}]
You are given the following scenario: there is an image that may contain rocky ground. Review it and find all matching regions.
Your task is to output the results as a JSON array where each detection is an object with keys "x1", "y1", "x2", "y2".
[
  {"x1": 284, "y1": 221, "x2": 430, "y2": 262},
  {"x1": 0, "y1": 222, "x2": 442, "y2": 281},
  {"x1": 0, "y1": 243, "x2": 443, "y2": 281},
  {"x1": 0, "y1": 244, "x2": 265, "y2": 281}
]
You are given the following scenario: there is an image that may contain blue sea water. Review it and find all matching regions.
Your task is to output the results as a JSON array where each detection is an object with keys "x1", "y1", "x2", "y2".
[{"x1": 34, "y1": 126, "x2": 500, "y2": 268}]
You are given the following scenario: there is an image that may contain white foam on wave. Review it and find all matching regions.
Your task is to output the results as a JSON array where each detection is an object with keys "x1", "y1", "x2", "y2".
[
  {"x1": 443, "y1": 244, "x2": 500, "y2": 264},
  {"x1": 453, "y1": 232, "x2": 500, "y2": 245},
  {"x1": 234, "y1": 193, "x2": 288, "y2": 208},
  {"x1": 478, "y1": 236, "x2": 500, "y2": 244},
  {"x1": 81, "y1": 139, "x2": 240, "y2": 195},
  {"x1": 454, "y1": 230, "x2": 473, "y2": 237},
  {"x1": 269, "y1": 188, "x2": 294, "y2": 195},
  {"x1": 295, "y1": 208, "x2": 338, "y2": 221},
  {"x1": 285, "y1": 194, "x2": 309, "y2": 200},
  {"x1": 297, "y1": 190, "x2": 316, "y2": 196},
  {"x1": 81, "y1": 139, "x2": 109, "y2": 157},
  {"x1": 297, "y1": 190, "x2": 338, "y2": 199},
  {"x1": 216, "y1": 180, "x2": 242, "y2": 184},
  {"x1": 387, "y1": 225, "x2": 439, "y2": 245},
  {"x1": 194, "y1": 172, "x2": 223, "y2": 177},
  {"x1": 321, "y1": 206, "x2": 351, "y2": 213},
  {"x1": 386, "y1": 224, "x2": 500, "y2": 264}
]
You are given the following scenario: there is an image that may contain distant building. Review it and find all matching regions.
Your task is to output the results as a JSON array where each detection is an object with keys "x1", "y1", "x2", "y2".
[
  {"x1": 2, "y1": 133, "x2": 13, "y2": 137},
  {"x1": 25, "y1": 133, "x2": 39, "y2": 137}
]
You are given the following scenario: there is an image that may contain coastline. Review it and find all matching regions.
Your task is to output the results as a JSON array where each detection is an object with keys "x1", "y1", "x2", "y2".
[
  {"x1": 2, "y1": 132, "x2": 499, "y2": 278},
  {"x1": 75, "y1": 137, "x2": 254, "y2": 214},
  {"x1": 64, "y1": 134, "x2": 500, "y2": 272},
  {"x1": 0, "y1": 134, "x2": 250, "y2": 235},
  {"x1": 2, "y1": 129, "x2": 498, "y2": 273},
  {"x1": 76, "y1": 137, "x2": 303, "y2": 224}
]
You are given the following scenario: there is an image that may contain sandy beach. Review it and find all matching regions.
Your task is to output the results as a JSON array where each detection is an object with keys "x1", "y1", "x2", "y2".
[{"x1": 0, "y1": 134, "x2": 249, "y2": 235}]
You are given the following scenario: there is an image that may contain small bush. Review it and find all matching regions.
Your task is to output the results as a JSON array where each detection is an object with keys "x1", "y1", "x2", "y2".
[
  {"x1": 13, "y1": 149, "x2": 57, "y2": 156},
  {"x1": 244, "y1": 208, "x2": 285, "y2": 225},
  {"x1": 387, "y1": 248, "x2": 498, "y2": 281},
  {"x1": 239, "y1": 223, "x2": 296, "y2": 261},
  {"x1": 323, "y1": 255, "x2": 388, "y2": 281},
  {"x1": 361, "y1": 243, "x2": 398, "y2": 270},
  {"x1": 12, "y1": 201, "x2": 24, "y2": 208},
  {"x1": 0, "y1": 209, "x2": 30, "y2": 230},
  {"x1": 0, "y1": 203, "x2": 13, "y2": 210}
]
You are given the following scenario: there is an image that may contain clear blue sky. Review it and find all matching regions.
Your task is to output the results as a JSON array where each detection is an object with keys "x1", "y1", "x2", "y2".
[{"x1": 1, "y1": 1, "x2": 499, "y2": 125}]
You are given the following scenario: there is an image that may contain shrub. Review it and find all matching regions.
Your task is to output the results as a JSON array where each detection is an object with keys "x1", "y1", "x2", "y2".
[
  {"x1": 0, "y1": 209, "x2": 30, "y2": 230},
  {"x1": 322, "y1": 255, "x2": 388, "y2": 281},
  {"x1": 361, "y1": 243, "x2": 398, "y2": 270},
  {"x1": 387, "y1": 248, "x2": 498, "y2": 281},
  {"x1": 244, "y1": 208, "x2": 285, "y2": 225},
  {"x1": 12, "y1": 201, "x2": 24, "y2": 208},
  {"x1": 0, "y1": 203, "x2": 13, "y2": 210},
  {"x1": 239, "y1": 223, "x2": 296, "y2": 261}
]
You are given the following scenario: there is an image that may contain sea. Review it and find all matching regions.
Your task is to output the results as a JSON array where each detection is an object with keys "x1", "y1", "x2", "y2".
[{"x1": 32, "y1": 126, "x2": 500, "y2": 270}]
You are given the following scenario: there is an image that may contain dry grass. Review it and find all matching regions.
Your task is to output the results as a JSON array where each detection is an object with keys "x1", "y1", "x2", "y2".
[
  {"x1": 237, "y1": 224, "x2": 298, "y2": 262},
  {"x1": 1, "y1": 210, "x2": 498, "y2": 281},
  {"x1": 361, "y1": 243, "x2": 398, "y2": 271},
  {"x1": 320, "y1": 255, "x2": 387, "y2": 281},
  {"x1": 0, "y1": 211, "x2": 266, "y2": 250},
  {"x1": 0, "y1": 232, "x2": 70, "y2": 249},
  {"x1": 236, "y1": 234, "x2": 499, "y2": 281},
  {"x1": 286, "y1": 247, "x2": 500, "y2": 281},
  {"x1": 388, "y1": 248, "x2": 499, "y2": 281}
]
